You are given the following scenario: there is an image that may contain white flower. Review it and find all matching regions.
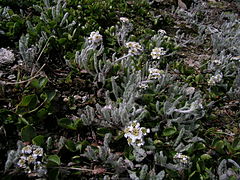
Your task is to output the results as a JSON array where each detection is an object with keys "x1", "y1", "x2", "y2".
[
  {"x1": 208, "y1": 77, "x2": 216, "y2": 86},
  {"x1": 214, "y1": 73, "x2": 223, "y2": 82},
  {"x1": 130, "y1": 120, "x2": 140, "y2": 129},
  {"x1": 27, "y1": 155, "x2": 37, "y2": 164},
  {"x1": 125, "y1": 42, "x2": 142, "y2": 56},
  {"x1": 151, "y1": 47, "x2": 166, "y2": 59},
  {"x1": 120, "y1": 17, "x2": 129, "y2": 23},
  {"x1": 17, "y1": 145, "x2": 47, "y2": 177},
  {"x1": 22, "y1": 145, "x2": 32, "y2": 154},
  {"x1": 128, "y1": 48, "x2": 140, "y2": 56},
  {"x1": 208, "y1": 73, "x2": 223, "y2": 86},
  {"x1": 34, "y1": 162, "x2": 47, "y2": 176},
  {"x1": 17, "y1": 156, "x2": 27, "y2": 168},
  {"x1": 212, "y1": 59, "x2": 222, "y2": 65},
  {"x1": 63, "y1": 97, "x2": 69, "y2": 102},
  {"x1": 124, "y1": 121, "x2": 150, "y2": 147},
  {"x1": 135, "y1": 139, "x2": 145, "y2": 147},
  {"x1": 140, "y1": 127, "x2": 150, "y2": 135},
  {"x1": 24, "y1": 166, "x2": 32, "y2": 174},
  {"x1": 125, "y1": 130, "x2": 142, "y2": 144},
  {"x1": 173, "y1": 153, "x2": 190, "y2": 165},
  {"x1": 138, "y1": 81, "x2": 149, "y2": 89},
  {"x1": 125, "y1": 42, "x2": 134, "y2": 48},
  {"x1": 32, "y1": 147, "x2": 44, "y2": 158},
  {"x1": 158, "y1": 29, "x2": 166, "y2": 35},
  {"x1": 148, "y1": 68, "x2": 164, "y2": 80},
  {"x1": 88, "y1": 31, "x2": 103, "y2": 44}
]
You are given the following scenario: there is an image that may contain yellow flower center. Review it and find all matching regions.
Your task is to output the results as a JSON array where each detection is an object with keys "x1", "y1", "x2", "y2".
[{"x1": 132, "y1": 128, "x2": 140, "y2": 136}]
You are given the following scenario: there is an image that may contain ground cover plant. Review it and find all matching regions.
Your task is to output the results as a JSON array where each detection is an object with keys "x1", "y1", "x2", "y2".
[{"x1": 0, "y1": 0, "x2": 240, "y2": 179}]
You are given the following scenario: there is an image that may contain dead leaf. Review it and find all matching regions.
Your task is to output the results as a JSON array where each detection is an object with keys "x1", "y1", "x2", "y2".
[{"x1": 92, "y1": 166, "x2": 106, "y2": 175}]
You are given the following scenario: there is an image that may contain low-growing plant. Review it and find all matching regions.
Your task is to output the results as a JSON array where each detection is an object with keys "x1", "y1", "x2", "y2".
[{"x1": 1, "y1": 0, "x2": 240, "y2": 179}]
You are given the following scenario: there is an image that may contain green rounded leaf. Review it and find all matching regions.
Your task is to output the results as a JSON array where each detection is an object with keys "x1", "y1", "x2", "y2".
[
  {"x1": 21, "y1": 125, "x2": 37, "y2": 142},
  {"x1": 65, "y1": 140, "x2": 77, "y2": 152},
  {"x1": 31, "y1": 79, "x2": 40, "y2": 89},
  {"x1": 45, "y1": 90, "x2": 56, "y2": 103},
  {"x1": 37, "y1": 108, "x2": 48, "y2": 120},
  {"x1": 194, "y1": 142, "x2": 206, "y2": 151},
  {"x1": 38, "y1": 77, "x2": 48, "y2": 88},
  {"x1": 18, "y1": 94, "x2": 38, "y2": 108},
  {"x1": 200, "y1": 154, "x2": 212, "y2": 160},
  {"x1": 48, "y1": 155, "x2": 61, "y2": 166},
  {"x1": 31, "y1": 77, "x2": 48, "y2": 89},
  {"x1": 57, "y1": 118, "x2": 77, "y2": 130},
  {"x1": 32, "y1": 135, "x2": 44, "y2": 146},
  {"x1": 96, "y1": 128, "x2": 111, "y2": 137},
  {"x1": 233, "y1": 138, "x2": 240, "y2": 151},
  {"x1": 162, "y1": 127, "x2": 177, "y2": 137},
  {"x1": 213, "y1": 140, "x2": 225, "y2": 153},
  {"x1": 76, "y1": 140, "x2": 90, "y2": 152}
]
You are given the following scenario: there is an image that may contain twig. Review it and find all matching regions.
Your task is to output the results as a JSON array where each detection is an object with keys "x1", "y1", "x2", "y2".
[
  {"x1": 26, "y1": 35, "x2": 55, "y2": 87},
  {"x1": 26, "y1": 98, "x2": 47, "y2": 114},
  {"x1": 53, "y1": 166, "x2": 114, "y2": 175},
  {"x1": 4, "y1": 64, "x2": 46, "y2": 85}
]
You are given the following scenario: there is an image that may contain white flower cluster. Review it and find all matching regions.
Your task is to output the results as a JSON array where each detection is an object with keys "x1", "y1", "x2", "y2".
[
  {"x1": 151, "y1": 47, "x2": 166, "y2": 59},
  {"x1": 148, "y1": 68, "x2": 165, "y2": 80},
  {"x1": 173, "y1": 153, "x2": 191, "y2": 166},
  {"x1": 208, "y1": 73, "x2": 223, "y2": 85},
  {"x1": 158, "y1": 29, "x2": 167, "y2": 35},
  {"x1": 88, "y1": 31, "x2": 103, "y2": 44},
  {"x1": 17, "y1": 145, "x2": 47, "y2": 177},
  {"x1": 120, "y1": 17, "x2": 129, "y2": 24},
  {"x1": 0, "y1": 48, "x2": 15, "y2": 66},
  {"x1": 212, "y1": 59, "x2": 222, "y2": 66},
  {"x1": 124, "y1": 121, "x2": 150, "y2": 147},
  {"x1": 138, "y1": 81, "x2": 149, "y2": 90},
  {"x1": 125, "y1": 42, "x2": 143, "y2": 56}
]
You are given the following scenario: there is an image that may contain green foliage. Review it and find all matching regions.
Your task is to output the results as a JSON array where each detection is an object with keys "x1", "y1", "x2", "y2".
[
  {"x1": 47, "y1": 154, "x2": 61, "y2": 166},
  {"x1": 57, "y1": 118, "x2": 82, "y2": 130},
  {"x1": 1, "y1": 0, "x2": 240, "y2": 179},
  {"x1": 31, "y1": 77, "x2": 48, "y2": 89},
  {"x1": 21, "y1": 124, "x2": 36, "y2": 142},
  {"x1": 17, "y1": 94, "x2": 38, "y2": 112},
  {"x1": 32, "y1": 135, "x2": 45, "y2": 146},
  {"x1": 0, "y1": 109, "x2": 18, "y2": 124},
  {"x1": 162, "y1": 127, "x2": 177, "y2": 137}
]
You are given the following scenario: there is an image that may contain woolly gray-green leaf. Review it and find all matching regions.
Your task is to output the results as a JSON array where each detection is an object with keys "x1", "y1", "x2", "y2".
[{"x1": 133, "y1": 147, "x2": 147, "y2": 162}]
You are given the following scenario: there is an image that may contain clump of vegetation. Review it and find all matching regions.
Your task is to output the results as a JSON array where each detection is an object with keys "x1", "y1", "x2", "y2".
[{"x1": 1, "y1": 0, "x2": 240, "y2": 179}]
